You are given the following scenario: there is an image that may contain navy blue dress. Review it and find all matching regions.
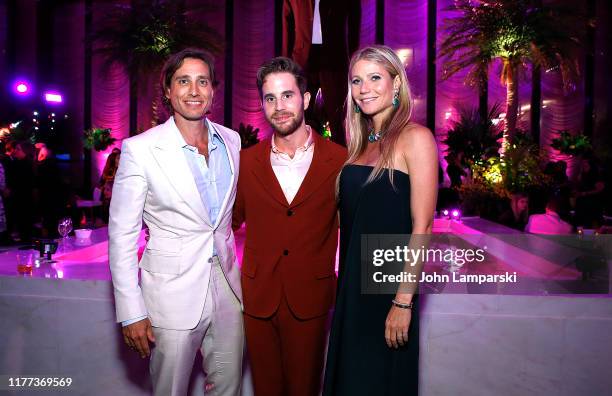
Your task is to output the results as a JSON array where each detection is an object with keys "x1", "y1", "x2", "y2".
[{"x1": 323, "y1": 165, "x2": 419, "y2": 396}]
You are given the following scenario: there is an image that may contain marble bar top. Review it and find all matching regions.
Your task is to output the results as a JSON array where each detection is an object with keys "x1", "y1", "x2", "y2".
[
  {"x1": 0, "y1": 224, "x2": 247, "y2": 283},
  {"x1": 0, "y1": 227, "x2": 145, "y2": 281},
  {"x1": 0, "y1": 219, "x2": 609, "y2": 297}
]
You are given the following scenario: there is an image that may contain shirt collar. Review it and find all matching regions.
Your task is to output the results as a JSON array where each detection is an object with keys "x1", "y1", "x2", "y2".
[
  {"x1": 175, "y1": 117, "x2": 221, "y2": 152},
  {"x1": 271, "y1": 125, "x2": 314, "y2": 155}
]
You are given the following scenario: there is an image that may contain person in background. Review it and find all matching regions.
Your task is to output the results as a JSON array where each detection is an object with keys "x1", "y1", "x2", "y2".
[
  {"x1": 34, "y1": 142, "x2": 63, "y2": 237},
  {"x1": 99, "y1": 148, "x2": 121, "y2": 222},
  {"x1": 551, "y1": 160, "x2": 571, "y2": 218},
  {"x1": 9, "y1": 141, "x2": 35, "y2": 242},
  {"x1": 525, "y1": 195, "x2": 573, "y2": 235},
  {"x1": 498, "y1": 192, "x2": 529, "y2": 231},
  {"x1": 445, "y1": 151, "x2": 466, "y2": 189},
  {"x1": 281, "y1": 0, "x2": 361, "y2": 146},
  {"x1": 100, "y1": 148, "x2": 121, "y2": 187},
  {"x1": 0, "y1": 142, "x2": 15, "y2": 243},
  {"x1": 574, "y1": 158, "x2": 605, "y2": 228},
  {"x1": 0, "y1": 162, "x2": 7, "y2": 239}
]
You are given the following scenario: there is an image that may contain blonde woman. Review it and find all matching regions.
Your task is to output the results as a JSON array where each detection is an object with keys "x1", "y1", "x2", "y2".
[{"x1": 323, "y1": 45, "x2": 437, "y2": 395}]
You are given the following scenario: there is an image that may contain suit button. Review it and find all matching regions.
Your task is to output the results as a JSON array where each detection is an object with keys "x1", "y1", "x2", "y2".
[
  {"x1": 287, "y1": 209, "x2": 294, "y2": 216},
  {"x1": 283, "y1": 250, "x2": 289, "y2": 256}
]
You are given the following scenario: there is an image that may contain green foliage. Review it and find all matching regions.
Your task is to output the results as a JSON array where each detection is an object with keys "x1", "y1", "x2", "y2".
[
  {"x1": 88, "y1": 1, "x2": 222, "y2": 82},
  {"x1": 237, "y1": 123, "x2": 260, "y2": 149},
  {"x1": 322, "y1": 122, "x2": 332, "y2": 140},
  {"x1": 458, "y1": 181, "x2": 507, "y2": 217},
  {"x1": 470, "y1": 131, "x2": 551, "y2": 195},
  {"x1": 551, "y1": 130, "x2": 592, "y2": 156},
  {"x1": 0, "y1": 121, "x2": 32, "y2": 143},
  {"x1": 460, "y1": 131, "x2": 551, "y2": 216},
  {"x1": 438, "y1": 0, "x2": 584, "y2": 134},
  {"x1": 83, "y1": 128, "x2": 116, "y2": 152},
  {"x1": 439, "y1": 0, "x2": 583, "y2": 88},
  {"x1": 443, "y1": 105, "x2": 503, "y2": 168}
]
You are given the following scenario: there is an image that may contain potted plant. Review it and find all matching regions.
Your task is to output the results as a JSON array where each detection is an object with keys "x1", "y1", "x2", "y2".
[
  {"x1": 551, "y1": 130, "x2": 592, "y2": 157},
  {"x1": 83, "y1": 128, "x2": 116, "y2": 152}
]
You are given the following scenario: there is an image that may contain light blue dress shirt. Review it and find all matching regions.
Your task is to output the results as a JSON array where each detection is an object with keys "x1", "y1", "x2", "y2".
[
  {"x1": 122, "y1": 119, "x2": 232, "y2": 327},
  {"x1": 179, "y1": 119, "x2": 232, "y2": 228}
]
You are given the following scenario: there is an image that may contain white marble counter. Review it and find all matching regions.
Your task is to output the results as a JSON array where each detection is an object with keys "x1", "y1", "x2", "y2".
[{"x1": 1, "y1": 220, "x2": 611, "y2": 395}]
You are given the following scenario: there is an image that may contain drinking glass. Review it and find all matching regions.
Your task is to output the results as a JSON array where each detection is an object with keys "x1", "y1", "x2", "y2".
[
  {"x1": 57, "y1": 217, "x2": 73, "y2": 253},
  {"x1": 58, "y1": 217, "x2": 73, "y2": 238},
  {"x1": 16, "y1": 251, "x2": 33, "y2": 274}
]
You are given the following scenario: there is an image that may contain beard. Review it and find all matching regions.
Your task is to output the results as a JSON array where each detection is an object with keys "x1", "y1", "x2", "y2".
[{"x1": 268, "y1": 110, "x2": 304, "y2": 137}]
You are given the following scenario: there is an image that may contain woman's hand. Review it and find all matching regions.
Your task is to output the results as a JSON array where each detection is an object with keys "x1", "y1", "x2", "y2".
[{"x1": 385, "y1": 305, "x2": 412, "y2": 349}]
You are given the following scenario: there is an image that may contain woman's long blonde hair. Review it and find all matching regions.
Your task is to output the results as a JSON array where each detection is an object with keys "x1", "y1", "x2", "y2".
[{"x1": 344, "y1": 45, "x2": 414, "y2": 185}]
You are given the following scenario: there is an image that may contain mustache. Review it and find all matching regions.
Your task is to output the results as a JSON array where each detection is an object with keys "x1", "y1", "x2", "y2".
[{"x1": 272, "y1": 111, "x2": 294, "y2": 118}]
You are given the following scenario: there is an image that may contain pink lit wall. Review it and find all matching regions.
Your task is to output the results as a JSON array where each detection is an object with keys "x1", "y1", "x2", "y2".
[
  {"x1": 90, "y1": 1, "x2": 129, "y2": 185},
  {"x1": 436, "y1": 0, "x2": 478, "y2": 135},
  {"x1": 232, "y1": 0, "x2": 275, "y2": 140},
  {"x1": 359, "y1": 0, "x2": 376, "y2": 47},
  {"x1": 385, "y1": 0, "x2": 428, "y2": 126},
  {"x1": 194, "y1": 0, "x2": 228, "y2": 125},
  {"x1": 436, "y1": 0, "x2": 478, "y2": 184}
]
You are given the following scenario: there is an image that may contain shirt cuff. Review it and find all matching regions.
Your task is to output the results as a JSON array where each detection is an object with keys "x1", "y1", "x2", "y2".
[{"x1": 122, "y1": 315, "x2": 148, "y2": 327}]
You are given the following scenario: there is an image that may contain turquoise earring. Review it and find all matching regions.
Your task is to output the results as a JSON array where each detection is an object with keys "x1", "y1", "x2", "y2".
[
  {"x1": 354, "y1": 104, "x2": 361, "y2": 113},
  {"x1": 392, "y1": 90, "x2": 400, "y2": 108}
]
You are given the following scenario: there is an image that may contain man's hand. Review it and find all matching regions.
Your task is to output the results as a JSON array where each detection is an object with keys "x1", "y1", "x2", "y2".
[
  {"x1": 385, "y1": 306, "x2": 411, "y2": 349},
  {"x1": 122, "y1": 318, "x2": 155, "y2": 358}
]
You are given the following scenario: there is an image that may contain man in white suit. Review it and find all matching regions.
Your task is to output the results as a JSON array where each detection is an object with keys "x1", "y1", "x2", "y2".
[{"x1": 109, "y1": 48, "x2": 243, "y2": 396}]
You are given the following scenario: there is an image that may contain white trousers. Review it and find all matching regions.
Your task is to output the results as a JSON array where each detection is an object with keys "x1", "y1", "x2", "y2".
[{"x1": 150, "y1": 257, "x2": 244, "y2": 396}]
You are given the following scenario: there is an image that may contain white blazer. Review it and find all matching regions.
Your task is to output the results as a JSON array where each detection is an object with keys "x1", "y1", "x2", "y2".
[{"x1": 109, "y1": 117, "x2": 242, "y2": 330}]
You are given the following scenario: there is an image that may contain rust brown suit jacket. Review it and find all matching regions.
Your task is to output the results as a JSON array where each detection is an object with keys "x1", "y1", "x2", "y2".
[{"x1": 233, "y1": 132, "x2": 347, "y2": 319}]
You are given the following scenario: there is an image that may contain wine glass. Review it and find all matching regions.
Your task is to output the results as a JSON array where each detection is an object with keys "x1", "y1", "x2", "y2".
[{"x1": 57, "y1": 217, "x2": 73, "y2": 252}]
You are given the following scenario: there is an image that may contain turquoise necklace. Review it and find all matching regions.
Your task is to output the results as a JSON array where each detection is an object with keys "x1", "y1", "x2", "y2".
[{"x1": 368, "y1": 129, "x2": 383, "y2": 143}]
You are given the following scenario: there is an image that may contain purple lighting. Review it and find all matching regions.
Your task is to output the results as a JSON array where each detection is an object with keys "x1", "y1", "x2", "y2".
[
  {"x1": 451, "y1": 209, "x2": 461, "y2": 218},
  {"x1": 442, "y1": 209, "x2": 449, "y2": 217},
  {"x1": 13, "y1": 81, "x2": 30, "y2": 95},
  {"x1": 44, "y1": 92, "x2": 63, "y2": 103}
]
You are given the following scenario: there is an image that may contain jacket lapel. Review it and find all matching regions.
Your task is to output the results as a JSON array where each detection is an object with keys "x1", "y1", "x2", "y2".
[
  {"x1": 290, "y1": 133, "x2": 337, "y2": 207},
  {"x1": 150, "y1": 118, "x2": 211, "y2": 226},
  {"x1": 250, "y1": 138, "x2": 290, "y2": 207}
]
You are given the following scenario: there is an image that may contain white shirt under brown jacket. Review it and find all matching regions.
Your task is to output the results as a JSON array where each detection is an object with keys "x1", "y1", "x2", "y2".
[{"x1": 270, "y1": 125, "x2": 315, "y2": 204}]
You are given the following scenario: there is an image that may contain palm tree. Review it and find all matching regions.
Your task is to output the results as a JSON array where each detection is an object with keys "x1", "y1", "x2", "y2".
[
  {"x1": 438, "y1": 0, "x2": 584, "y2": 138},
  {"x1": 88, "y1": 0, "x2": 222, "y2": 132}
]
